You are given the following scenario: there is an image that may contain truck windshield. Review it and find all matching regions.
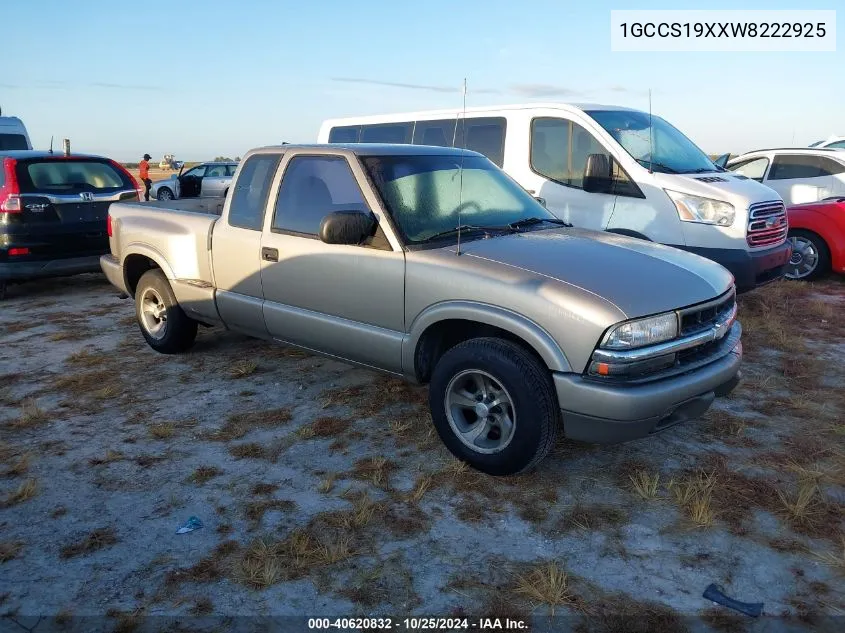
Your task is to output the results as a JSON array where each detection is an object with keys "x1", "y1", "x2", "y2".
[
  {"x1": 362, "y1": 154, "x2": 556, "y2": 244},
  {"x1": 587, "y1": 110, "x2": 717, "y2": 174}
]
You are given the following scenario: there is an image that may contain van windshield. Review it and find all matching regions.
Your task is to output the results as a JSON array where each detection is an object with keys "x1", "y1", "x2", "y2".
[
  {"x1": 362, "y1": 154, "x2": 556, "y2": 245},
  {"x1": 587, "y1": 110, "x2": 718, "y2": 174}
]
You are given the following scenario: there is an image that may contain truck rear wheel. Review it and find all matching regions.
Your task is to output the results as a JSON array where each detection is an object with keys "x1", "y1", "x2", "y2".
[
  {"x1": 135, "y1": 269, "x2": 197, "y2": 354},
  {"x1": 429, "y1": 337, "x2": 558, "y2": 476}
]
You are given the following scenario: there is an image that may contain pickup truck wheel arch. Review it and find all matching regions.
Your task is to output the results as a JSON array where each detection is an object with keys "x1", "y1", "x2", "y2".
[
  {"x1": 135, "y1": 269, "x2": 198, "y2": 353},
  {"x1": 123, "y1": 251, "x2": 176, "y2": 297},
  {"x1": 408, "y1": 303, "x2": 571, "y2": 382}
]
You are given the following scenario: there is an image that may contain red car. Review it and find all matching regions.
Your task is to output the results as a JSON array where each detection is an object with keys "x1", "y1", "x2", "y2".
[{"x1": 785, "y1": 197, "x2": 845, "y2": 280}]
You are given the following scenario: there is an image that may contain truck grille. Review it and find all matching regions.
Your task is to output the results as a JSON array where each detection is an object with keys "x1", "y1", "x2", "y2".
[
  {"x1": 746, "y1": 200, "x2": 787, "y2": 248},
  {"x1": 678, "y1": 289, "x2": 736, "y2": 337}
]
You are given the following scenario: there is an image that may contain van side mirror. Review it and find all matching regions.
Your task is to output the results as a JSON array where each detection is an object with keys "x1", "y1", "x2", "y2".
[
  {"x1": 319, "y1": 210, "x2": 376, "y2": 245},
  {"x1": 583, "y1": 154, "x2": 612, "y2": 194}
]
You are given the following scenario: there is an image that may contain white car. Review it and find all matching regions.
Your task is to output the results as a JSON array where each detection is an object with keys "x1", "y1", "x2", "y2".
[
  {"x1": 724, "y1": 148, "x2": 845, "y2": 206},
  {"x1": 150, "y1": 161, "x2": 238, "y2": 201},
  {"x1": 809, "y1": 136, "x2": 845, "y2": 150}
]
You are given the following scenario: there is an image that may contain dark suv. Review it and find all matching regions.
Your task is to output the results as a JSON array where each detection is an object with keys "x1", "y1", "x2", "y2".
[{"x1": 0, "y1": 151, "x2": 140, "y2": 298}]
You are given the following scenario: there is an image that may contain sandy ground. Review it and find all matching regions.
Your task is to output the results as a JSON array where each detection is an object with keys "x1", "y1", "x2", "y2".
[{"x1": 0, "y1": 274, "x2": 843, "y2": 631}]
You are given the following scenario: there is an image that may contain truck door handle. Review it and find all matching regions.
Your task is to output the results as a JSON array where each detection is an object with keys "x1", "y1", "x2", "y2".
[{"x1": 261, "y1": 247, "x2": 279, "y2": 262}]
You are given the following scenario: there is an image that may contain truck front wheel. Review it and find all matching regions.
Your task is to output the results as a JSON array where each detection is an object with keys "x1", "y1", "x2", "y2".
[
  {"x1": 429, "y1": 337, "x2": 559, "y2": 476},
  {"x1": 135, "y1": 269, "x2": 197, "y2": 354}
]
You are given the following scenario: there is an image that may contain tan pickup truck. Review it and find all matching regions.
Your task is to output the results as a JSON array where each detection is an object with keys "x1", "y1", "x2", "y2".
[{"x1": 101, "y1": 144, "x2": 742, "y2": 475}]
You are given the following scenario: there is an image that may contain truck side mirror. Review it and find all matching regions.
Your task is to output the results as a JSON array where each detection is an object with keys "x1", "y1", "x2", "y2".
[
  {"x1": 319, "y1": 210, "x2": 376, "y2": 245},
  {"x1": 583, "y1": 154, "x2": 612, "y2": 194}
]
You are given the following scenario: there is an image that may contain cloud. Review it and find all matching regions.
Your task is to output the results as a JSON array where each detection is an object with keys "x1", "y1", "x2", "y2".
[
  {"x1": 509, "y1": 83, "x2": 582, "y2": 98},
  {"x1": 332, "y1": 77, "x2": 501, "y2": 95}
]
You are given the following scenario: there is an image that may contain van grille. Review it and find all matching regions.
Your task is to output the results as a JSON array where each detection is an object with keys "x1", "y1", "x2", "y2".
[{"x1": 746, "y1": 200, "x2": 787, "y2": 248}]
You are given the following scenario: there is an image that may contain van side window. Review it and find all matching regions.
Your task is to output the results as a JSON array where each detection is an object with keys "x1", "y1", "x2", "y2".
[
  {"x1": 273, "y1": 156, "x2": 369, "y2": 236},
  {"x1": 328, "y1": 126, "x2": 360, "y2": 143},
  {"x1": 531, "y1": 118, "x2": 640, "y2": 197},
  {"x1": 455, "y1": 117, "x2": 507, "y2": 166},
  {"x1": 360, "y1": 123, "x2": 412, "y2": 144},
  {"x1": 729, "y1": 157, "x2": 769, "y2": 181},
  {"x1": 412, "y1": 119, "x2": 457, "y2": 147},
  {"x1": 227, "y1": 153, "x2": 282, "y2": 231},
  {"x1": 818, "y1": 156, "x2": 845, "y2": 176},
  {"x1": 768, "y1": 155, "x2": 822, "y2": 180}
]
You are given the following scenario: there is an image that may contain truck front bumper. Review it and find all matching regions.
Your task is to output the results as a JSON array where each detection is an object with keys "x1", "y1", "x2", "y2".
[
  {"x1": 555, "y1": 341, "x2": 742, "y2": 443},
  {"x1": 100, "y1": 254, "x2": 128, "y2": 295},
  {"x1": 0, "y1": 255, "x2": 102, "y2": 282},
  {"x1": 677, "y1": 242, "x2": 792, "y2": 294}
]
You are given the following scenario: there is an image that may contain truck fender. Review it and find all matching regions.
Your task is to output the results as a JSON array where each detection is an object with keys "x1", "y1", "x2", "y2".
[
  {"x1": 403, "y1": 300, "x2": 572, "y2": 376},
  {"x1": 121, "y1": 243, "x2": 177, "y2": 294}
]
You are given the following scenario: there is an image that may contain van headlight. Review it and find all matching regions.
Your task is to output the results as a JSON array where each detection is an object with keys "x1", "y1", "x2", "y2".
[
  {"x1": 600, "y1": 312, "x2": 678, "y2": 350},
  {"x1": 666, "y1": 190, "x2": 735, "y2": 226}
]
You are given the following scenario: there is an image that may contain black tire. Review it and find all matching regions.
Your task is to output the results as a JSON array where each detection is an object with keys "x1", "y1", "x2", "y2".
[
  {"x1": 786, "y1": 229, "x2": 830, "y2": 281},
  {"x1": 429, "y1": 337, "x2": 558, "y2": 476},
  {"x1": 223, "y1": 188, "x2": 229, "y2": 198},
  {"x1": 157, "y1": 187, "x2": 174, "y2": 201},
  {"x1": 134, "y1": 269, "x2": 197, "y2": 354}
]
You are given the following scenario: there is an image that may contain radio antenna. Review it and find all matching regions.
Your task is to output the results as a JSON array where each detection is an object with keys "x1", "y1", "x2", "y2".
[
  {"x1": 49, "y1": 136, "x2": 54, "y2": 154},
  {"x1": 648, "y1": 88, "x2": 653, "y2": 174},
  {"x1": 456, "y1": 77, "x2": 467, "y2": 256}
]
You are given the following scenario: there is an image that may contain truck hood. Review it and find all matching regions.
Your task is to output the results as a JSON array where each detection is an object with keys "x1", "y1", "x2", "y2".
[{"x1": 455, "y1": 228, "x2": 734, "y2": 318}]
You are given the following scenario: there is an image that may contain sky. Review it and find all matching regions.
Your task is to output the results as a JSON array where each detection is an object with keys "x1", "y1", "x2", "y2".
[{"x1": 3, "y1": 0, "x2": 842, "y2": 162}]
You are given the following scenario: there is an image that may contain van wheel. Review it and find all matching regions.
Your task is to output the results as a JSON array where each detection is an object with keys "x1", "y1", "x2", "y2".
[
  {"x1": 157, "y1": 187, "x2": 174, "y2": 201},
  {"x1": 135, "y1": 269, "x2": 197, "y2": 354},
  {"x1": 429, "y1": 337, "x2": 558, "y2": 476},
  {"x1": 785, "y1": 230, "x2": 830, "y2": 280}
]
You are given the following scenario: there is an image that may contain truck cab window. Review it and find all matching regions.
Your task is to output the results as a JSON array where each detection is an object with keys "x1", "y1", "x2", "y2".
[
  {"x1": 227, "y1": 154, "x2": 281, "y2": 230},
  {"x1": 273, "y1": 156, "x2": 370, "y2": 236}
]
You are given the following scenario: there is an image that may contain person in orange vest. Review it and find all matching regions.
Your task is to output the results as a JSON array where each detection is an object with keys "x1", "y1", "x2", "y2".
[{"x1": 139, "y1": 153, "x2": 152, "y2": 201}]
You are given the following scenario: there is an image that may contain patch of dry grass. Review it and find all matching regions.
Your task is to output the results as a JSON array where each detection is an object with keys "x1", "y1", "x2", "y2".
[
  {"x1": 228, "y1": 443, "x2": 266, "y2": 460},
  {"x1": 350, "y1": 457, "x2": 397, "y2": 489},
  {"x1": 299, "y1": 416, "x2": 352, "y2": 439},
  {"x1": 148, "y1": 422, "x2": 175, "y2": 440},
  {"x1": 1, "y1": 478, "x2": 38, "y2": 508},
  {"x1": 66, "y1": 348, "x2": 110, "y2": 367},
  {"x1": 813, "y1": 536, "x2": 845, "y2": 572},
  {"x1": 190, "y1": 597, "x2": 214, "y2": 616},
  {"x1": 250, "y1": 482, "x2": 279, "y2": 496},
  {"x1": 557, "y1": 503, "x2": 629, "y2": 533},
  {"x1": 234, "y1": 529, "x2": 355, "y2": 589},
  {"x1": 1, "y1": 453, "x2": 30, "y2": 478},
  {"x1": 60, "y1": 527, "x2": 118, "y2": 559},
  {"x1": 244, "y1": 498, "x2": 297, "y2": 526},
  {"x1": 229, "y1": 360, "x2": 258, "y2": 378},
  {"x1": 10, "y1": 399, "x2": 49, "y2": 428},
  {"x1": 320, "y1": 376, "x2": 427, "y2": 419},
  {"x1": 52, "y1": 369, "x2": 117, "y2": 399},
  {"x1": 318, "y1": 474, "x2": 337, "y2": 494},
  {"x1": 206, "y1": 407, "x2": 292, "y2": 441},
  {"x1": 187, "y1": 466, "x2": 223, "y2": 485},
  {"x1": 0, "y1": 541, "x2": 23, "y2": 562},
  {"x1": 629, "y1": 469, "x2": 661, "y2": 500},
  {"x1": 668, "y1": 470, "x2": 716, "y2": 528},
  {"x1": 88, "y1": 450, "x2": 125, "y2": 465},
  {"x1": 514, "y1": 562, "x2": 575, "y2": 614},
  {"x1": 409, "y1": 474, "x2": 433, "y2": 504}
]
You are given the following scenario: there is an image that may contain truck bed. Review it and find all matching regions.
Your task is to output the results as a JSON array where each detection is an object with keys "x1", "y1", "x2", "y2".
[
  {"x1": 141, "y1": 199, "x2": 224, "y2": 215},
  {"x1": 106, "y1": 201, "x2": 218, "y2": 287}
]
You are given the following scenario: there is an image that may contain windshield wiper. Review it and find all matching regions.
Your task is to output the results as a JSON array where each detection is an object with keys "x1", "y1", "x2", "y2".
[
  {"x1": 421, "y1": 224, "x2": 517, "y2": 243},
  {"x1": 637, "y1": 159, "x2": 679, "y2": 174},
  {"x1": 509, "y1": 217, "x2": 573, "y2": 230}
]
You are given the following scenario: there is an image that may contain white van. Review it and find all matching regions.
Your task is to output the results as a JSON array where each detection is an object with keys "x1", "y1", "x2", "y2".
[
  {"x1": 318, "y1": 104, "x2": 792, "y2": 293},
  {"x1": 0, "y1": 114, "x2": 32, "y2": 151}
]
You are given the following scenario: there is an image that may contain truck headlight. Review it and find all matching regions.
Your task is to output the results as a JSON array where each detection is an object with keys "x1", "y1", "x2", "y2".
[
  {"x1": 666, "y1": 190, "x2": 735, "y2": 226},
  {"x1": 600, "y1": 312, "x2": 678, "y2": 350}
]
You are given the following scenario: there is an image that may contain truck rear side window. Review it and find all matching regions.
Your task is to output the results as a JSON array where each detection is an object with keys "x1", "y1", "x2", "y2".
[
  {"x1": 228, "y1": 154, "x2": 282, "y2": 231},
  {"x1": 273, "y1": 156, "x2": 369, "y2": 236}
]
